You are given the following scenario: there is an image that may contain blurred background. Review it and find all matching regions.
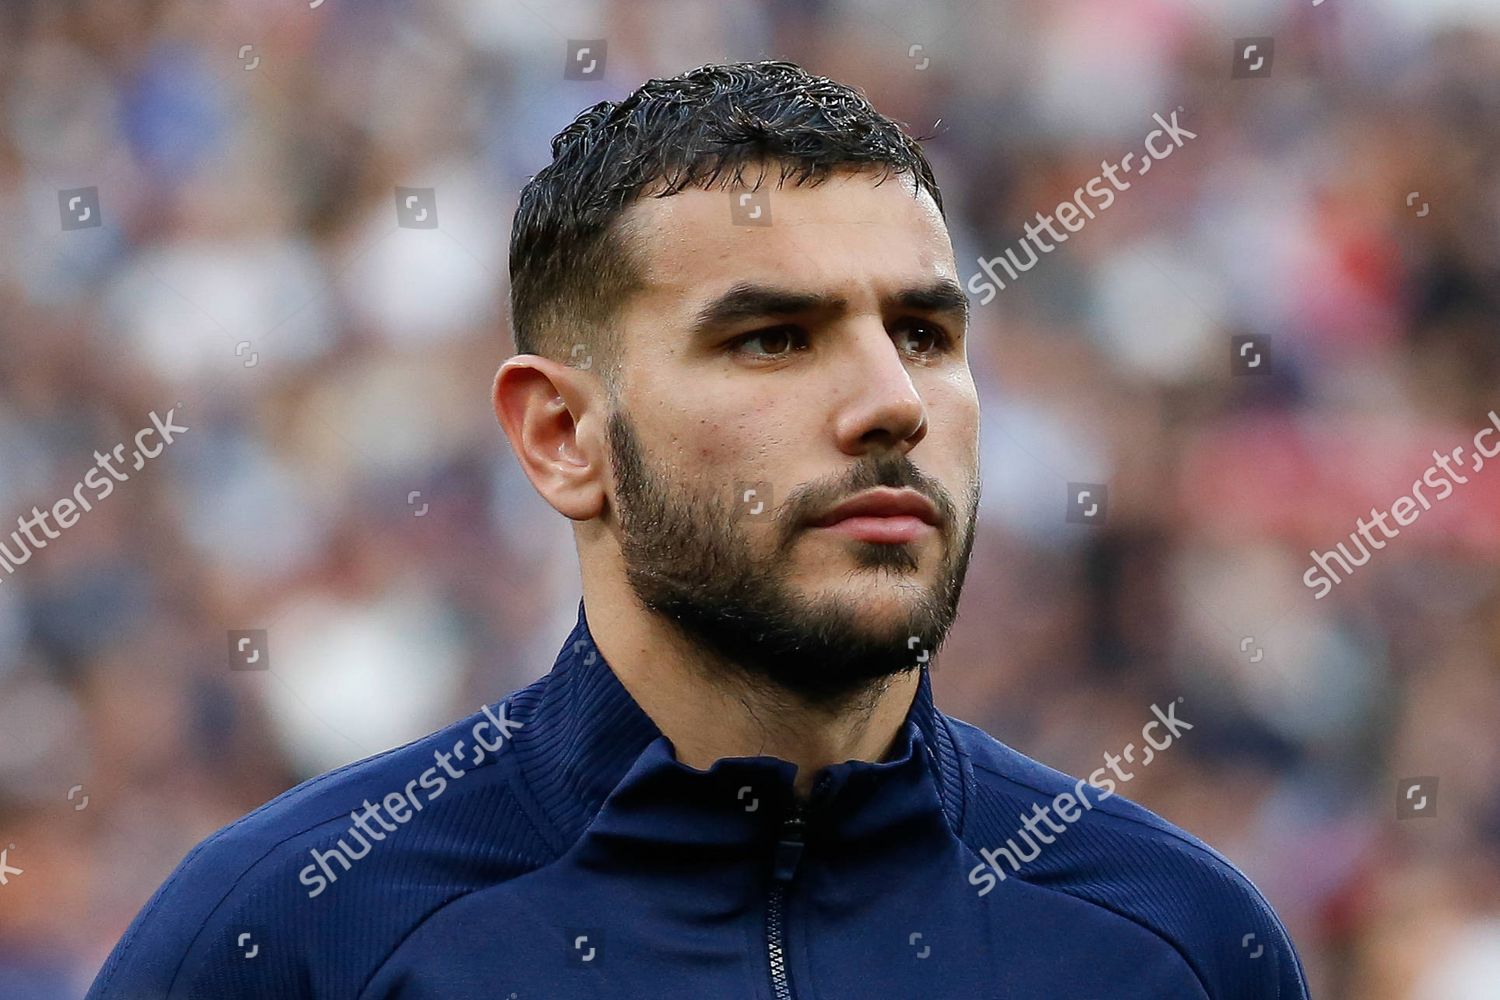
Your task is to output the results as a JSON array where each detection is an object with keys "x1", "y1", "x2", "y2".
[{"x1": 2, "y1": 0, "x2": 1500, "y2": 996}]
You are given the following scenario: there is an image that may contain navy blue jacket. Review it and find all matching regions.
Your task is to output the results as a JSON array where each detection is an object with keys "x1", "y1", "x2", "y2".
[{"x1": 87, "y1": 600, "x2": 1309, "y2": 999}]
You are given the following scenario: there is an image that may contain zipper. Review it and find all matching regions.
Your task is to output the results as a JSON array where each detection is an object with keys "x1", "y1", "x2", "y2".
[
  {"x1": 765, "y1": 778, "x2": 827, "y2": 1000},
  {"x1": 766, "y1": 803, "x2": 805, "y2": 1000}
]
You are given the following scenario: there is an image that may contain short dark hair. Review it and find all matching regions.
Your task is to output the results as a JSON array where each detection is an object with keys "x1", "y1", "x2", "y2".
[{"x1": 507, "y1": 59, "x2": 945, "y2": 391}]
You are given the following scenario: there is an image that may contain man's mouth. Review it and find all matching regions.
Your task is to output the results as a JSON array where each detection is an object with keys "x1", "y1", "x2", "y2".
[
  {"x1": 808, "y1": 487, "x2": 941, "y2": 543},
  {"x1": 813, "y1": 514, "x2": 935, "y2": 544}
]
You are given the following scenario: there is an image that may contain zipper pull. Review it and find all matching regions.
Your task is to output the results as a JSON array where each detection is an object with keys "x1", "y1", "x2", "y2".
[
  {"x1": 771, "y1": 809, "x2": 806, "y2": 882},
  {"x1": 771, "y1": 775, "x2": 830, "y2": 883}
]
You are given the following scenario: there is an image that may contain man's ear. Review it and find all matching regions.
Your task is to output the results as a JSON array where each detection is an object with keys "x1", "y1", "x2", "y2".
[{"x1": 492, "y1": 355, "x2": 607, "y2": 521}]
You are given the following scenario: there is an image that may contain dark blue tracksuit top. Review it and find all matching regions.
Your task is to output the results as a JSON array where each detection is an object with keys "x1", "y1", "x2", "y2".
[{"x1": 87, "y1": 600, "x2": 1309, "y2": 999}]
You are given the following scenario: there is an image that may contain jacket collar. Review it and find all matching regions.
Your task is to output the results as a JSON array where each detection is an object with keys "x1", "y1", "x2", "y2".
[{"x1": 504, "y1": 599, "x2": 967, "y2": 853}]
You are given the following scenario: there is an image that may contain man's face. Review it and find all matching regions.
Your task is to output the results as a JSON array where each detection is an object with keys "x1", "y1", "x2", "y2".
[{"x1": 604, "y1": 167, "x2": 981, "y2": 704}]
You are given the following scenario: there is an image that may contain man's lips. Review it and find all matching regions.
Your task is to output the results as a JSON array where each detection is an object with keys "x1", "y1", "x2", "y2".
[
  {"x1": 809, "y1": 488, "x2": 940, "y2": 543},
  {"x1": 815, "y1": 514, "x2": 934, "y2": 544},
  {"x1": 810, "y1": 487, "x2": 940, "y2": 527}
]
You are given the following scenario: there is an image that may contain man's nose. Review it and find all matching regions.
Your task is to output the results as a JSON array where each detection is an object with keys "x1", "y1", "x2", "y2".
[{"x1": 830, "y1": 323, "x2": 928, "y2": 456}]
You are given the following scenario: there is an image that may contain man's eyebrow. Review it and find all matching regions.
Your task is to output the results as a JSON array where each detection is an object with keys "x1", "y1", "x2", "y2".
[
  {"x1": 689, "y1": 278, "x2": 969, "y2": 338},
  {"x1": 689, "y1": 283, "x2": 848, "y2": 338},
  {"x1": 895, "y1": 278, "x2": 969, "y2": 322}
]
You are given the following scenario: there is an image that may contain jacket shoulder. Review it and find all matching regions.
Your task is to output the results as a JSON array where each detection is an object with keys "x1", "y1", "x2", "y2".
[
  {"x1": 944, "y1": 714, "x2": 1309, "y2": 1000},
  {"x1": 86, "y1": 703, "x2": 551, "y2": 1000}
]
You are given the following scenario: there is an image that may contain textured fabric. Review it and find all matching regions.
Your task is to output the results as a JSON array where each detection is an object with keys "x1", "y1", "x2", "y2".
[{"x1": 85, "y1": 599, "x2": 1309, "y2": 999}]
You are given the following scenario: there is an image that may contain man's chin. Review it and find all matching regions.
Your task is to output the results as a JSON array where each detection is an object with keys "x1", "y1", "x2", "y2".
[
  {"x1": 830, "y1": 591, "x2": 927, "y2": 630},
  {"x1": 641, "y1": 583, "x2": 948, "y2": 705},
  {"x1": 786, "y1": 588, "x2": 943, "y2": 647},
  {"x1": 790, "y1": 571, "x2": 938, "y2": 612}
]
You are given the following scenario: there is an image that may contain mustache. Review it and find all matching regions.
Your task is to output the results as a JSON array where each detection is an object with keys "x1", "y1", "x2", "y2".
[{"x1": 784, "y1": 454, "x2": 955, "y2": 531}]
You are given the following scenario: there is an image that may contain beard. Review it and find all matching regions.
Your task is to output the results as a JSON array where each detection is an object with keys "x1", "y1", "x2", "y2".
[{"x1": 605, "y1": 406, "x2": 978, "y2": 707}]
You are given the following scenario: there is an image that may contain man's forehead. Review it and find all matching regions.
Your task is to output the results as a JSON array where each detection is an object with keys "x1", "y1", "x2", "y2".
[{"x1": 619, "y1": 170, "x2": 954, "y2": 304}]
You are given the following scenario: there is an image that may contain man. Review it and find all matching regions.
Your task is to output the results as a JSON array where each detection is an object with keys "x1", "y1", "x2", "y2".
[{"x1": 87, "y1": 60, "x2": 1307, "y2": 999}]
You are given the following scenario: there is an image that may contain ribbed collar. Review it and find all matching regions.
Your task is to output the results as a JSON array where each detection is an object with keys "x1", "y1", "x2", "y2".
[{"x1": 504, "y1": 599, "x2": 967, "y2": 854}]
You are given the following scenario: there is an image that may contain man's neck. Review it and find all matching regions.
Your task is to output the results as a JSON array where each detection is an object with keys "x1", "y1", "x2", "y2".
[{"x1": 580, "y1": 594, "x2": 920, "y2": 798}]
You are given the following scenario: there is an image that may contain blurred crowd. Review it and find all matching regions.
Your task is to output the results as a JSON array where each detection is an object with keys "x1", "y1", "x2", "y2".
[{"x1": 2, "y1": 0, "x2": 1499, "y2": 996}]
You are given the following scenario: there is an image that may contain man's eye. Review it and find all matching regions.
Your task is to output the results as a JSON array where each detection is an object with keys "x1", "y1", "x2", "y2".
[
  {"x1": 894, "y1": 320, "x2": 952, "y2": 355},
  {"x1": 732, "y1": 326, "x2": 806, "y2": 358}
]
